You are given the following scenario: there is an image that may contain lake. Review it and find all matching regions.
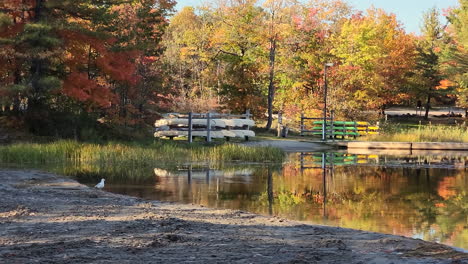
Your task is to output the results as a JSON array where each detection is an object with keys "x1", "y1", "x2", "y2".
[
  {"x1": 68, "y1": 151, "x2": 468, "y2": 250},
  {"x1": 3, "y1": 150, "x2": 466, "y2": 249}
]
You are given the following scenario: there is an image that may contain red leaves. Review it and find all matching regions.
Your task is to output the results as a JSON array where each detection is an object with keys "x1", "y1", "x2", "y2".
[
  {"x1": 307, "y1": 8, "x2": 319, "y2": 21},
  {"x1": 63, "y1": 72, "x2": 114, "y2": 107},
  {"x1": 0, "y1": 22, "x2": 25, "y2": 38},
  {"x1": 96, "y1": 51, "x2": 139, "y2": 86},
  {"x1": 351, "y1": 11, "x2": 364, "y2": 21},
  {"x1": 141, "y1": 56, "x2": 157, "y2": 64},
  {"x1": 442, "y1": 7, "x2": 453, "y2": 18},
  {"x1": 59, "y1": 29, "x2": 141, "y2": 109},
  {"x1": 63, "y1": 72, "x2": 94, "y2": 101},
  {"x1": 60, "y1": 29, "x2": 139, "y2": 85},
  {"x1": 295, "y1": 8, "x2": 321, "y2": 32},
  {"x1": 0, "y1": 0, "x2": 36, "y2": 24}
]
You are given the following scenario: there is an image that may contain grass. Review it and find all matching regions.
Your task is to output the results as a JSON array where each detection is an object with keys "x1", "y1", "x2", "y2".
[
  {"x1": 362, "y1": 124, "x2": 468, "y2": 143},
  {"x1": 0, "y1": 140, "x2": 285, "y2": 166}
]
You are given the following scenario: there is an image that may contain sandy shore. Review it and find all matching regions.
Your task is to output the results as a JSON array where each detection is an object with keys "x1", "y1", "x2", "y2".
[{"x1": 0, "y1": 170, "x2": 467, "y2": 264}]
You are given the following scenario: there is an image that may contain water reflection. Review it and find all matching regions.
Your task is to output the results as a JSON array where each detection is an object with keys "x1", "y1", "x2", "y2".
[
  {"x1": 295, "y1": 152, "x2": 467, "y2": 249},
  {"x1": 28, "y1": 152, "x2": 468, "y2": 249}
]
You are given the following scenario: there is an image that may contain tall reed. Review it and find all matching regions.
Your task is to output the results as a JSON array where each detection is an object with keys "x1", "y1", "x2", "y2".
[
  {"x1": 0, "y1": 140, "x2": 285, "y2": 165},
  {"x1": 363, "y1": 125, "x2": 468, "y2": 142}
]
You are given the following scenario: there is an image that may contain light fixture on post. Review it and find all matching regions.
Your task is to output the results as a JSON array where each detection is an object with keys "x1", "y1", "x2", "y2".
[{"x1": 322, "y1": 62, "x2": 334, "y2": 141}]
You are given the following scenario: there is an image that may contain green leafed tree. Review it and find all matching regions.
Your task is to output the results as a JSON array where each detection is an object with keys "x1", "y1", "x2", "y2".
[
  {"x1": 443, "y1": 0, "x2": 468, "y2": 117},
  {"x1": 162, "y1": 6, "x2": 220, "y2": 112},
  {"x1": 414, "y1": 7, "x2": 446, "y2": 120},
  {"x1": 272, "y1": 0, "x2": 353, "y2": 123},
  {"x1": 209, "y1": 0, "x2": 265, "y2": 115},
  {"x1": 262, "y1": 0, "x2": 299, "y2": 130}
]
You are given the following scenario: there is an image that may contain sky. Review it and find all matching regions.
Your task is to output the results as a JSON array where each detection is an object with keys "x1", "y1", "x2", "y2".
[{"x1": 173, "y1": 0, "x2": 460, "y2": 34}]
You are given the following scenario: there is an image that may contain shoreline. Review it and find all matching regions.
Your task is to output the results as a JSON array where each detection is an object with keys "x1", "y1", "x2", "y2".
[
  {"x1": 342, "y1": 142, "x2": 468, "y2": 151},
  {"x1": 244, "y1": 139, "x2": 468, "y2": 153},
  {"x1": 1, "y1": 169, "x2": 467, "y2": 263}
]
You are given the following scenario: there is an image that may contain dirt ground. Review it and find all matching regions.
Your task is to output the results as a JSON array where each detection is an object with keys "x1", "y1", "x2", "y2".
[
  {"x1": 244, "y1": 140, "x2": 331, "y2": 152},
  {"x1": 0, "y1": 170, "x2": 467, "y2": 264}
]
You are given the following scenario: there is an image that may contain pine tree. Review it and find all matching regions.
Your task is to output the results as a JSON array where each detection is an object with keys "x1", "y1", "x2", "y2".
[{"x1": 0, "y1": 0, "x2": 174, "y2": 135}]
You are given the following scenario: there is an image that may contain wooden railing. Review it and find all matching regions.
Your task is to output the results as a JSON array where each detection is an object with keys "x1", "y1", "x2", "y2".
[{"x1": 300, "y1": 113, "x2": 379, "y2": 139}]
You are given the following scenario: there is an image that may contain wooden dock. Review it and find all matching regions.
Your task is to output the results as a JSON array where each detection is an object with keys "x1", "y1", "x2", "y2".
[{"x1": 336, "y1": 141, "x2": 468, "y2": 151}]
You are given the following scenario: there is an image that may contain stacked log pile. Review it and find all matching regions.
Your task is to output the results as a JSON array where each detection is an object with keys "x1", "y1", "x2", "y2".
[{"x1": 154, "y1": 112, "x2": 255, "y2": 141}]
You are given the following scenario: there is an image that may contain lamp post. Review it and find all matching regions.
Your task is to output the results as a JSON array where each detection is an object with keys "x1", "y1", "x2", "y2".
[{"x1": 322, "y1": 63, "x2": 334, "y2": 141}]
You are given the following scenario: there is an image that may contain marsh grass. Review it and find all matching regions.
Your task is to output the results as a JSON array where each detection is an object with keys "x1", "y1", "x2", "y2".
[
  {"x1": 0, "y1": 140, "x2": 285, "y2": 166},
  {"x1": 362, "y1": 124, "x2": 468, "y2": 143}
]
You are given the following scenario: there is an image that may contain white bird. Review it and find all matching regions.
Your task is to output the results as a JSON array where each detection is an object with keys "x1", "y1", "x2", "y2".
[{"x1": 95, "y1": 178, "x2": 105, "y2": 189}]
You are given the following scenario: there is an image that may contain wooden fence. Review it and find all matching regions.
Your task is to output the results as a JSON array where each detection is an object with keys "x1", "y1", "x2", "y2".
[{"x1": 300, "y1": 113, "x2": 379, "y2": 139}]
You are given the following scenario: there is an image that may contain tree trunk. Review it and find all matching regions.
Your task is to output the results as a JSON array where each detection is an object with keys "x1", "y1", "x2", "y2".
[
  {"x1": 34, "y1": 0, "x2": 43, "y2": 21},
  {"x1": 29, "y1": 0, "x2": 44, "y2": 110},
  {"x1": 267, "y1": 167, "x2": 273, "y2": 216},
  {"x1": 216, "y1": 60, "x2": 221, "y2": 104},
  {"x1": 265, "y1": 37, "x2": 277, "y2": 130},
  {"x1": 424, "y1": 93, "x2": 431, "y2": 120},
  {"x1": 379, "y1": 104, "x2": 386, "y2": 116},
  {"x1": 87, "y1": 45, "x2": 92, "y2": 79}
]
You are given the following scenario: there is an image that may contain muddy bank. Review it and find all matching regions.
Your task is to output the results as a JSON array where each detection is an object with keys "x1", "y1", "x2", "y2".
[
  {"x1": 244, "y1": 140, "x2": 331, "y2": 152},
  {"x1": 0, "y1": 170, "x2": 466, "y2": 264}
]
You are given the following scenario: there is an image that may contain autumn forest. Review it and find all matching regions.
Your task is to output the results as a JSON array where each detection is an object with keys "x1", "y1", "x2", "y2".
[{"x1": 0, "y1": 0, "x2": 467, "y2": 138}]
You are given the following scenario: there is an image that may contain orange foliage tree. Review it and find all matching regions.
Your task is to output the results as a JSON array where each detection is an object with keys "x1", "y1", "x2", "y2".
[
  {"x1": 0, "y1": 0, "x2": 174, "y2": 136},
  {"x1": 330, "y1": 8, "x2": 417, "y2": 118}
]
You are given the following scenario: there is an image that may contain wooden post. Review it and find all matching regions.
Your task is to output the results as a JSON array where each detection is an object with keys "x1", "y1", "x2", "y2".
[
  {"x1": 354, "y1": 121, "x2": 357, "y2": 139},
  {"x1": 322, "y1": 115, "x2": 326, "y2": 141},
  {"x1": 188, "y1": 112, "x2": 193, "y2": 143},
  {"x1": 321, "y1": 152, "x2": 326, "y2": 169},
  {"x1": 330, "y1": 152, "x2": 335, "y2": 168},
  {"x1": 300, "y1": 152, "x2": 304, "y2": 170},
  {"x1": 322, "y1": 152, "x2": 327, "y2": 218},
  {"x1": 245, "y1": 109, "x2": 251, "y2": 130},
  {"x1": 206, "y1": 169, "x2": 210, "y2": 184},
  {"x1": 206, "y1": 112, "x2": 212, "y2": 142},
  {"x1": 342, "y1": 121, "x2": 346, "y2": 139},
  {"x1": 277, "y1": 112, "x2": 282, "y2": 137},
  {"x1": 330, "y1": 110, "x2": 335, "y2": 141},
  {"x1": 300, "y1": 113, "x2": 304, "y2": 136}
]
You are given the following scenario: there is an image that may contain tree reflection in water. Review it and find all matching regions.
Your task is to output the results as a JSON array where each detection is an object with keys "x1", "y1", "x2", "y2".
[{"x1": 50, "y1": 152, "x2": 467, "y2": 249}]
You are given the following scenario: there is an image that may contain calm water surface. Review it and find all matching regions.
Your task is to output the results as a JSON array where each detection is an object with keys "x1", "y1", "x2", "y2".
[
  {"x1": 71, "y1": 151, "x2": 468, "y2": 250},
  {"x1": 7, "y1": 151, "x2": 467, "y2": 249}
]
